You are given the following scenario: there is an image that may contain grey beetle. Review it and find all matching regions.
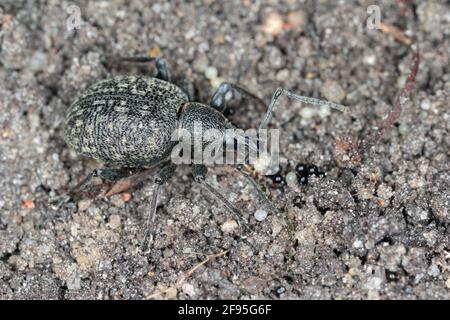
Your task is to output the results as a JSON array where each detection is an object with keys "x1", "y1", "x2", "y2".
[{"x1": 61, "y1": 57, "x2": 347, "y2": 246}]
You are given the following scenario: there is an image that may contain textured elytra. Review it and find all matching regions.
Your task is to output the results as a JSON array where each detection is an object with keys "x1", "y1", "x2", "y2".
[{"x1": 64, "y1": 75, "x2": 189, "y2": 167}]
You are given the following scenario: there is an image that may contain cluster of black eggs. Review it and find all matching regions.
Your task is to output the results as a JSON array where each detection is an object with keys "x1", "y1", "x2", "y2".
[{"x1": 267, "y1": 163, "x2": 326, "y2": 186}]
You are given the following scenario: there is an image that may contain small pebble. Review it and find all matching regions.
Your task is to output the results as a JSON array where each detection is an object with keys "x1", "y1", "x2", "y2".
[
  {"x1": 398, "y1": 122, "x2": 410, "y2": 135},
  {"x1": 275, "y1": 286, "x2": 286, "y2": 297},
  {"x1": 365, "y1": 277, "x2": 382, "y2": 291},
  {"x1": 299, "y1": 107, "x2": 318, "y2": 120},
  {"x1": 121, "y1": 192, "x2": 132, "y2": 202},
  {"x1": 8, "y1": 255, "x2": 28, "y2": 271},
  {"x1": 151, "y1": 3, "x2": 162, "y2": 14},
  {"x1": 108, "y1": 214, "x2": 121, "y2": 229},
  {"x1": 242, "y1": 276, "x2": 266, "y2": 294},
  {"x1": 205, "y1": 66, "x2": 218, "y2": 80},
  {"x1": 276, "y1": 69, "x2": 290, "y2": 82},
  {"x1": 377, "y1": 184, "x2": 393, "y2": 200},
  {"x1": 271, "y1": 216, "x2": 283, "y2": 236},
  {"x1": 253, "y1": 152, "x2": 272, "y2": 173},
  {"x1": 193, "y1": 52, "x2": 208, "y2": 72},
  {"x1": 77, "y1": 199, "x2": 92, "y2": 212},
  {"x1": 66, "y1": 267, "x2": 81, "y2": 290},
  {"x1": 28, "y1": 51, "x2": 48, "y2": 72},
  {"x1": 287, "y1": 10, "x2": 306, "y2": 32},
  {"x1": 254, "y1": 209, "x2": 268, "y2": 222},
  {"x1": 427, "y1": 264, "x2": 440, "y2": 277},
  {"x1": 317, "y1": 106, "x2": 331, "y2": 119},
  {"x1": 110, "y1": 194, "x2": 125, "y2": 208},
  {"x1": 163, "y1": 248, "x2": 174, "y2": 258},
  {"x1": 363, "y1": 54, "x2": 377, "y2": 66},
  {"x1": 182, "y1": 283, "x2": 196, "y2": 297},
  {"x1": 211, "y1": 76, "x2": 225, "y2": 89},
  {"x1": 221, "y1": 219, "x2": 239, "y2": 233},
  {"x1": 165, "y1": 287, "x2": 177, "y2": 299},
  {"x1": 262, "y1": 12, "x2": 284, "y2": 36},
  {"x1": 420, "y1": 99, "x2": 431, "y2": 110},
  {"x1": 320, "y1": 80, "x2": 346, "y2": 103},
  {"x1": 368, "y1": 290, "x2": 380, "y2": 300},
  {"x1": 22, "y1": 198, "x2": 35, "y2": 209},
  {"x1": 353, "y1": 239, "x2": 364, "y2": 249}
]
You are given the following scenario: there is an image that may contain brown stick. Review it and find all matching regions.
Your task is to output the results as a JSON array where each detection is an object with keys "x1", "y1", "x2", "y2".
[
  {"x1": 379, "y1": 46, "x2": 420, "y2": 138},
  {"x1": 379, "y1": 22, "x2": 413, "y2": 46},
  {"x1": 146, "y1": 250, "x2": 229, "y2": 299}
]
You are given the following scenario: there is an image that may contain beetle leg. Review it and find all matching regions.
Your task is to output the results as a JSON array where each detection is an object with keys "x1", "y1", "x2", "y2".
[
  {"x1": 141, "y1": 162, "x2": 176, "y2": 251},
  {"x1": 155, "y1": 58, "x2": 171, "y2": 82},
  {"x1": 259, "y1": 88, "x2": 349, "y2": 129},
  {"x1": 192, "y1": 164, "x2": 251, "y2": 231}
]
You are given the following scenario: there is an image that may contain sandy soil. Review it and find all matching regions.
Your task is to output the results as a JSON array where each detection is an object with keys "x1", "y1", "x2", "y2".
[{"x1": 0, "y1": 0, "x2": 449, "y2": 299}]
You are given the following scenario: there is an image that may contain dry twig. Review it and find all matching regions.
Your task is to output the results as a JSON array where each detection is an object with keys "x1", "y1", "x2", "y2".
[{"x1": 146, "y1": 250, "x2": 229, "y2": 299}]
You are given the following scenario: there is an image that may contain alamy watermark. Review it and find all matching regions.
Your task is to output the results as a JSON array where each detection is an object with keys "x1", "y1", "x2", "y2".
[
  {"x1": 366, "y1": 5, "x2": 381, "y2": 30},
  {"x1": 66, "y1": 4, "x2": 83, "y2": 33}
]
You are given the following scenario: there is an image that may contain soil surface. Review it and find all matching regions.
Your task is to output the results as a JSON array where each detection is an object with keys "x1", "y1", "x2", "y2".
[{"x1": 0, "y1": 0, "x2": 449, "y2": 299}]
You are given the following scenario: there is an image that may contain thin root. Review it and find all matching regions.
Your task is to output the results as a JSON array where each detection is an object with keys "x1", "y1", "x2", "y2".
[{"x1": 146, "y1": 250, "x2": 229, "y2": 299}]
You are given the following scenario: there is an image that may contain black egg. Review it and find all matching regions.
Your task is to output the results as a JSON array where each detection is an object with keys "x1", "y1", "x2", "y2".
[
  {"x1": 298, "y1": 175, "x2": 308, "y2": 185},
  {"x1": 307, "y1": 165, "x2": 319, "y2": 176},
  {"x1": 272, "y1": 174, "x2": 285, "y2": 184},
  {"x1": 296, "y1": 163, "x2": 307, "y2": 174}
]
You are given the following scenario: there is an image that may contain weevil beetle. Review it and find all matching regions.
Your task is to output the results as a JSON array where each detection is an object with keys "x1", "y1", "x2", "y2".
[{"x1": 61, "y1": 57, "x2": 348, "y2": 247}]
